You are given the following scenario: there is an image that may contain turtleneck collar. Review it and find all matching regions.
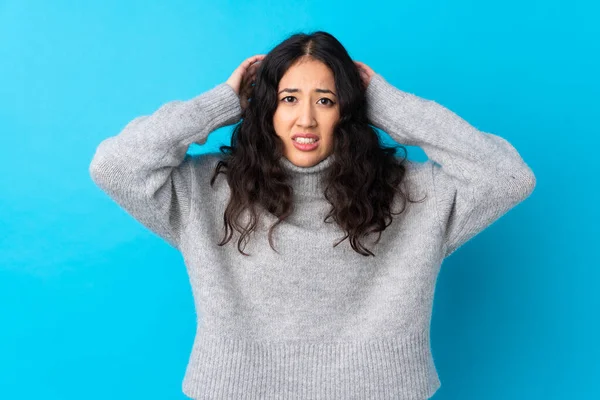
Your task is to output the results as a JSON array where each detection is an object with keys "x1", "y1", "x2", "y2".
[{"x1": 278, "y1": 154, "x2": 335, "y2": 196}]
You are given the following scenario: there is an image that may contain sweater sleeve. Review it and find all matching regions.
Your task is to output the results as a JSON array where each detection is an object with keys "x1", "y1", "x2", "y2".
[
  {"x1": 365, "y1": 73, "x2": 536, "y2": 259},
  {"x1": 89, "y1": 82, "x2": 242, "y2": 250}
]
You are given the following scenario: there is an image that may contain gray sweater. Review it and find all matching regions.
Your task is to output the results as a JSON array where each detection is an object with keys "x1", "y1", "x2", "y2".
[{"x1": 89, "y1": 73, "x2": 536, "y2": 399}]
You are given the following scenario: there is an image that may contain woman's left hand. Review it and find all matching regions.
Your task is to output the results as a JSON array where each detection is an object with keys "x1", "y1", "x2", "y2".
[{"x1": 354, "y1": 60, "x2": 376, "y2": 90}]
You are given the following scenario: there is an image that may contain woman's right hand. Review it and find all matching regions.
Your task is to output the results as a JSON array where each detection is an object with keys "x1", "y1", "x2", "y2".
[{"x1": 226, "y1": 54, "x2": 266, "y2": 111}]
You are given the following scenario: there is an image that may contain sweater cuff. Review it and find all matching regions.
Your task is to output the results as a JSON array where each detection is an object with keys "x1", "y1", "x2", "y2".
[
  {"x1": 365, "y1": 74, "x2": 420, "y2": 147},
  {"x1": 192, "y1": 82, "x2": 243, "y2": 135}
]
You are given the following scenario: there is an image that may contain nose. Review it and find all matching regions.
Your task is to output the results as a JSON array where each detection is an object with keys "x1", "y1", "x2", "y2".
[{"x1": 296, "y1": 100, "x2": 317, "y2": 128}]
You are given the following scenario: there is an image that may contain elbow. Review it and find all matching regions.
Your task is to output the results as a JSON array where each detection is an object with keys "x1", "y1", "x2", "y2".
[
  {"x1": 89, "y1": 151, "x2": 121, "y2": 192},
  {"x1": 89, "y1": 140, "x2": 113, "y2": 187},
  {"x1": 89, "y1": 138, "x2": 130, "y2": 189},
  {"x1": 508, "y1": 164, "x2": 536, "y2": 202},
  {"x1": 525, "y1": 168, "x2": 536, "y2": 197},
  {"x1": 89, "y1": 154, "x2": 108, "y2": 190}
]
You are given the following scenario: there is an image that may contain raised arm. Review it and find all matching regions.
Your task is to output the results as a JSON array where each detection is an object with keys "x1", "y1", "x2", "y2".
[
  {"x1": 365, "y1": 73, "x2": 536, "y2": 258},
  {"x1": 89, "y1": 83, "x2": 242, "y2": 250},
  {"x1": 89, "y1": 55, "x2": 264, "y2": 250}
]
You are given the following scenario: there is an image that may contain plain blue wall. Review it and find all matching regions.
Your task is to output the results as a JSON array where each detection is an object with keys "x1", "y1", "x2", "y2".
[{"x1": 1, "y1": 0, "x2": 598, "y2": 399}]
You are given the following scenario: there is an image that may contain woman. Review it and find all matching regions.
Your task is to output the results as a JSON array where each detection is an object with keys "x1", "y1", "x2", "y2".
[{"x1": 90, "y1": 31, "x2": 535, "y2": 399}]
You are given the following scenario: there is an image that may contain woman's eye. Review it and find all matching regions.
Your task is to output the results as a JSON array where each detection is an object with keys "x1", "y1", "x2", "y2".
[
  {"x1": 281, "y1": 96, "x2": 335, "y2": 106},
  {"x1": 318, "y1": 98, "x2": 335, "y2": 105}
]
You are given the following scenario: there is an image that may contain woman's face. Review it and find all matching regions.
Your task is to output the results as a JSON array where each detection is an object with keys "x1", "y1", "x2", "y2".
[{"x1": 273, "y1": 58, "x2": 340, "y2": 167}]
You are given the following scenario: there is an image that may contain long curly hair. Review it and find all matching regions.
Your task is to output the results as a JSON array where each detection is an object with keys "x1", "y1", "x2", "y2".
[{"x1": 210, "y1": 30, "x2": 425, "y2": 257}]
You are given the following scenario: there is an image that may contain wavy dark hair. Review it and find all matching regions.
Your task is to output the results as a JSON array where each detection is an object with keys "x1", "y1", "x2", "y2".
[{"x1": 210, "y1": 30, "x2": 425, "y2": 257}]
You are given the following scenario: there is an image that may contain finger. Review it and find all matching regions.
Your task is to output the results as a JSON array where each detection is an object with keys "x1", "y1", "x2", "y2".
[
  {"x1": 248, "y1": 63, "x2": 260, "y2": 75},
  {"x1": 246, "y1": 63, "x2": 261, "y2": 79},
  {"x1": 242, "y1": 84, "x2": 253, "y2": 99},
  {"x1": 243, "y1": 74, "x2": 255, "y2": 89},
  {"x1": 244, "y1": 54, "x2": 266, "y2": 68},
  {"x1": 355, "y1": 62, "x2": 367, "y2": 75},
  {"x1": 236, "y1": 54, "x2": 265, "y2": 89},
  {"x1": 242, "y1": 70, "x2": 258, "y2": 86},
  {"x1": 242, "y1": 76, "x2": 253, "y2": 90},
  {"x1": 240, "y1": 57, "x2": 263, "y2": 77},
  {"x1": 355, "y1": 60, "x2": 373, "y2": 75}
]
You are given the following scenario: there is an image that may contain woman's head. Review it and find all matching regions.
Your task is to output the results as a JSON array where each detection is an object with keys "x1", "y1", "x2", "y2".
[
  {"x1": 250, "y1": 31, "x2": 372, "y2": 168},
  {"x1": 273, "y1": 56, "x2": 339, "y2": 167},
  {"x1": 212, "y1": 30, "x2": 424, "y2": 256}
]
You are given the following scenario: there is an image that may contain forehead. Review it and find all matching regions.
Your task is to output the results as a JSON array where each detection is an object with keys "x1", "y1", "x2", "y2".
[{"x1": 278, "y1": 59, "x2": 335, "y2": 89}]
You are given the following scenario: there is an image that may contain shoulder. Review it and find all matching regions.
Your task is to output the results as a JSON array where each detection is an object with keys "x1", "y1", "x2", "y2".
[
  {"x1": 398, "y1": 158, "x2": 431, "y2": 181},
  {"x1": 187, "y1": 152, "x2": 226, "y2": 179},
  {"x1": 187, "y1": 152, "x2": 229, "y2": 194},
  {"x1": 394, "y1": 158, "x2": 438, "y2": 204}
]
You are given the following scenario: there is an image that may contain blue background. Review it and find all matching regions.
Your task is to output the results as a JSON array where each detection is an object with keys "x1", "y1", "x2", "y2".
[{"x1": 1, "y1": 0, "x2": 598, "y2": 398}]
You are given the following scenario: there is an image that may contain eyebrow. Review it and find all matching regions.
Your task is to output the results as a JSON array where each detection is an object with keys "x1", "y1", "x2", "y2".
[{"x1": 278, "y1": 88, "x2": 337, "y2": 97}]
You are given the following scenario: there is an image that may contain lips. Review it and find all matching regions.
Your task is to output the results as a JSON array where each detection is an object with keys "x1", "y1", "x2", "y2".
[{"x1": 292, "y1": 133, "x2": 319, "y2": 140}]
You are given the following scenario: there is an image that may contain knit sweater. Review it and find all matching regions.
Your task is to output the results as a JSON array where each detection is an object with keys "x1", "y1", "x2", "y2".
[{"x1": 89, "y1": 73, "x2": 536, "y2": 400}]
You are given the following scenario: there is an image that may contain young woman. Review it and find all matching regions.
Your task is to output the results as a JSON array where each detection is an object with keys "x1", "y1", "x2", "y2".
[{"x1": 90, "y1": 31, "x2": 535, "y2": 399}]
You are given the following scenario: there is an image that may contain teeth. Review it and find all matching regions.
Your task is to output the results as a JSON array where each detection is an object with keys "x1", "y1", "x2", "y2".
[{"x1": 294, "y1": 137, "x2": 317, "y2": 143}]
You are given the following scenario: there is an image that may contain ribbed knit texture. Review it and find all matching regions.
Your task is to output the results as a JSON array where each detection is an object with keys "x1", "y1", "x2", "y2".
[{"x1": 89, "y1": 75, "x2": 536, "y2": 399}]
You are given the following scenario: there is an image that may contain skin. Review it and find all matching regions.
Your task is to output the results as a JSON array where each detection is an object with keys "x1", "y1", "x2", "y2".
[
  {"x1": 272, "y1": 56, "x2": 340, "y2": 167},
  {"x1": 354, "y1": 60, "x2": 375, "y2": 89},
  {"x1": 225, "y1": 54, "x2": 266, "y2": 110},
  {"x1": 226, "y1": 55, "x2": 377, "y2": 168}
]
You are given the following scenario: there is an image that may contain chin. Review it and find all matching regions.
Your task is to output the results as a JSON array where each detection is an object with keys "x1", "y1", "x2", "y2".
[{"x1": 287, "y1": 154, "x2": 323, "y2": 167}]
